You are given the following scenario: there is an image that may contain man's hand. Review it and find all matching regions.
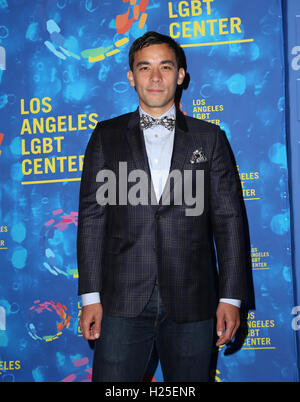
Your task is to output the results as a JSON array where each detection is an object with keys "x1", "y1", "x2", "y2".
[
  {"x1": 216, "y1": 302, "x2": 240, "y2": 346},
  {"x1": 79, "y1": 303, "x2": 103, "y2": 340}
]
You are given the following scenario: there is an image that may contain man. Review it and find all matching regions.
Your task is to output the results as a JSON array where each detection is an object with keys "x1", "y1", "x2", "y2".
[{"x1": 77, "y1": 31, "x2": 248, "y2": 382}]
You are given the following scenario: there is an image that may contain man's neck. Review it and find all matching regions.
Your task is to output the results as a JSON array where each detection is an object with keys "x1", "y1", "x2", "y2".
[{"x1": 139, "y1": 103, "x2": 176, "y2": 118}]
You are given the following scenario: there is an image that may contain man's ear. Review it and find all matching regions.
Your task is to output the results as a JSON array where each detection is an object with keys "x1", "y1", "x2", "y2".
[
  {"x1": 127, "y1": 70, "x2": 135, "y2": 87},
  {"x1": 177, "y1": 67, "x2": 185, "y2": 86}
]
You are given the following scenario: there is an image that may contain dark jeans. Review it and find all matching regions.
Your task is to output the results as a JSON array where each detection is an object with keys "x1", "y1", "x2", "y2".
[{"x1": 92, "y1": 284, "x2": 214, "y2": 382}]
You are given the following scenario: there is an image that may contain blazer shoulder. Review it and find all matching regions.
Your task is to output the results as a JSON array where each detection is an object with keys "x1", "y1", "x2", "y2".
[
  {"x1": 91, "y1": 111, "x2": 137, "y2": 151},
  {"x1": 184, "y1": 114, "x2": 220, "y2": 134},
  {"x1": 98, "y1": 111, "x2": 134, "y2": 130}
]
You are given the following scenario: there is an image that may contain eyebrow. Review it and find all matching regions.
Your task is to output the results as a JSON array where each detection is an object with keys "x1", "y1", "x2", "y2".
[{"x1": 135, "y1": 60, "x2": 176, "y2": 68}]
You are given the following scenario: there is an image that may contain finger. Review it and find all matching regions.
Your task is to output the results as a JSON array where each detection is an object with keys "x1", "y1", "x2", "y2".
[
  {"x1": 217, "y1": 320, "x2": 240, "y2": 346},
  {"x1": 80, "y1": 313, "x2": 98, "y2": 340},
  {"x1": 230, "y1": 322, "x2": 240, "y2": 341},
  {"x1": 90, "y1": 316, "x2": 101, "y2": 340},
  {"x1": 216, "y1": 321, "x2": 235, "y2": 346},
  {"x1": 216, "y1": 316, "x2": 225, "y2": 338},
  {"x1": 81, "y1": 318, "x2": 93, "y2": 340}
]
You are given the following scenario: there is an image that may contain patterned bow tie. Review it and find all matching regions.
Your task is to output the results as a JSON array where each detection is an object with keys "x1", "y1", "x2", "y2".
[{"x1": 140, "y1": 114, "x2": 175, "y2": 131}]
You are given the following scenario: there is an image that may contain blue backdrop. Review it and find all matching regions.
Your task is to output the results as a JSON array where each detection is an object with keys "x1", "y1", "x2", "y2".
[
  {"x1": 0, "y1": 0, "x2": 298, "y2": 382},
  {"x1": 285, "y1": 0, "x2": 300, "y2": 373}
]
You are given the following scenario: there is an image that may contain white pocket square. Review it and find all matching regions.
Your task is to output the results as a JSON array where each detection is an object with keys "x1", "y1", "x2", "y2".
[{"x1": 190, "y1": 148, "x2": 207, "y2": 164}]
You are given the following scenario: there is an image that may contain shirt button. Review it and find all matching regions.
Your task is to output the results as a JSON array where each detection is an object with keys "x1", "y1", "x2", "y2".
[
  {"x1": 154, "y1": 134, "x2": 158, "y2": 138},
  {"x1": 154, "y1": 159, "x2": 158, "y2": 164}
]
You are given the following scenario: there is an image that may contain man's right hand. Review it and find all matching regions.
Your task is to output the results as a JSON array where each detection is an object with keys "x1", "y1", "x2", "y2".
[{"x1": 79, "y1": 303, "x2": 103, "y2": 340}]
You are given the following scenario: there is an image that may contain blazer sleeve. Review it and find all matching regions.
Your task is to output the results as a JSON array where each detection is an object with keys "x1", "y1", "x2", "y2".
[
  {"x1": 77, "y1": 122, "x2": 107, "y2": 296},
  {"x1": 209, "y1": 126, "x2": 248, "y2": 301}
]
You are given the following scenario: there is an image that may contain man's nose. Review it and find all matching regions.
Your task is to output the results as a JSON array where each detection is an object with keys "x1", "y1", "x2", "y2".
[{"x1": 150, "y1": 68, "x2": 162, "y2": 82}]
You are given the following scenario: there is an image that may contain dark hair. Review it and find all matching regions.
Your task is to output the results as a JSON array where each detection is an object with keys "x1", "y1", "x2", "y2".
[{"x1": 128, "y1": 31, "x2": 186, "y2": 72}]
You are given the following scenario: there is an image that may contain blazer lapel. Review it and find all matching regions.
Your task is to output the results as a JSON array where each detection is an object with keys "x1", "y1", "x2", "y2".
[
  {"x1": 126, "y1": 109, "x2": 158, "y2": 206},
  {"x1": 125, "y1": 107, "x2": 191, "y2": 209},
  {"x1": 160, "y1": 108, "x2": 191, "y2": 206}
]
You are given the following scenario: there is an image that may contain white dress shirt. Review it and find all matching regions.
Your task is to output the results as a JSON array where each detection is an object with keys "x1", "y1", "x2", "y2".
[{"x1": 81, "y1": 104, "x2": 241, "y2": 308}]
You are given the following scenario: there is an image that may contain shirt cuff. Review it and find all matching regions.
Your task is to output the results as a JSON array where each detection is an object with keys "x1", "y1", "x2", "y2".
[
  {"x1": 81, "y1": 292, "x2": 101, "y2": 306},
  {"x1": 219, "y1": 298, "x2": 241, "y2": 308}
]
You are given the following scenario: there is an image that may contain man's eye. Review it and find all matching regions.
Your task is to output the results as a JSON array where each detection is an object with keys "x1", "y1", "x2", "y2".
[{"x1": 162, "y1": 65, "x2": 172, "y2": 70}]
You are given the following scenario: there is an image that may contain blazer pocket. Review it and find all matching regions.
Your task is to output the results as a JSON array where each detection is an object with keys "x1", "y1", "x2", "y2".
[{"x1": 185, "y1": 161, "x2": 209, "y2": 170}]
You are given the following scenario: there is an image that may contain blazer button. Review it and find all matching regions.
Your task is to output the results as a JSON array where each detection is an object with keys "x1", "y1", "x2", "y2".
[{"x1": 155, "y1": 213, "x2": 160, "y2": 220}]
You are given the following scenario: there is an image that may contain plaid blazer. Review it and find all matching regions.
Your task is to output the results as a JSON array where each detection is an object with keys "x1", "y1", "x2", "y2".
[{"x1": 77, "y1": 108, "x2": 248, "y2": 322}]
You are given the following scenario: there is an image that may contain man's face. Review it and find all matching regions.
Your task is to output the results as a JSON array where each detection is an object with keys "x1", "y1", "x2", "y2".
[{"x1": 127, "y1": 43, "x2": 185, "y2": 117}]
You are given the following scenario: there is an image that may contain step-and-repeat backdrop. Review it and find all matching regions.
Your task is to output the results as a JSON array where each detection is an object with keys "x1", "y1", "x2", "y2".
[
  {"x1": 0, "y1": 0, "x2": 299, "y2": 382},
  {"x1": 286, "y1": 0, "x2": 300, "y2": 374}
]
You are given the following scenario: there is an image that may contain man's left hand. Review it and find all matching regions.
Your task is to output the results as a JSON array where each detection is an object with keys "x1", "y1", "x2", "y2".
[{"x1": 216, "y1": 302, "x2": 240, "y2": 346}]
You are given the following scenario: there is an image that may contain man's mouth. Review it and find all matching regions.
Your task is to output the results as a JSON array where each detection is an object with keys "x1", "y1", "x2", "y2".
[{"x1": 147, "y1": 88, "x2": 164, "y2": 93}]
